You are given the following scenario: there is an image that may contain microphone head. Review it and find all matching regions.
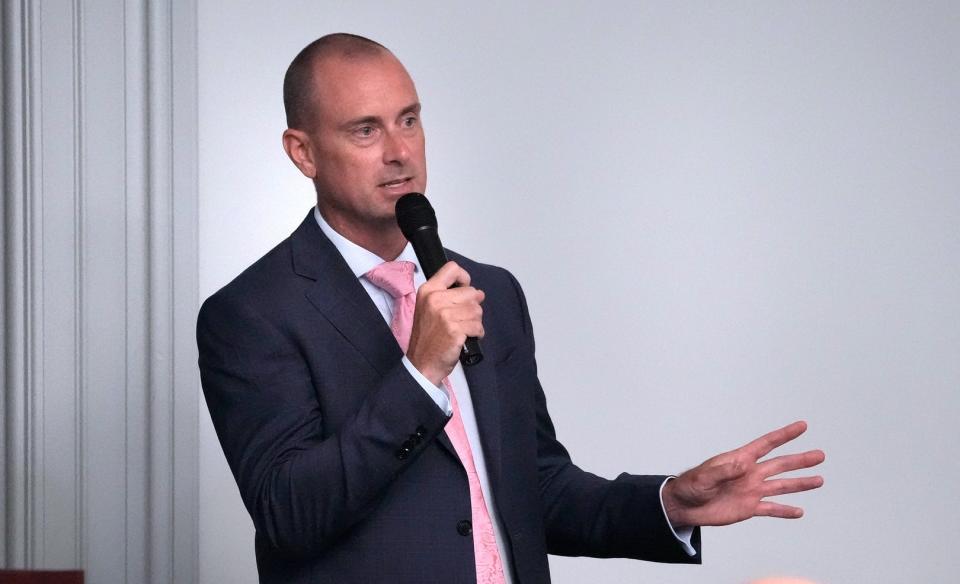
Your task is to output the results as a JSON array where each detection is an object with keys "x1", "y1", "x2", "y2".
[{"x1": 395, "y1": 193, "x2": 437, "y2": 239}]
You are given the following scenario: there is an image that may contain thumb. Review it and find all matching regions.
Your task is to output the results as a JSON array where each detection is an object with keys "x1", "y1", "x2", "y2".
[{"x1": 426, "y1": 261, "x2": 468, "y2": 290}]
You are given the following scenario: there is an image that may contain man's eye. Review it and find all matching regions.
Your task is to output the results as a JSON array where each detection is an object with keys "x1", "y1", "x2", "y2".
[
  {"x1": 355, "y1": 126, "x2": 375, "y2": 137},
  {"x1": 402, "y1": 116, "x2": 418, "y2": 128}
]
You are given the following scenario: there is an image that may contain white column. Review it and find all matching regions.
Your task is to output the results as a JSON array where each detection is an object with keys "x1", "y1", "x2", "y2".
[{"x1": 1, "y1": 1, "x2": 199, "y2": 582}]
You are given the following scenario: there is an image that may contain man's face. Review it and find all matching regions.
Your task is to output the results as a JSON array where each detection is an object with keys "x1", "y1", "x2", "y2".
[{"x1": 306, "y1": 54, "x2": 427, "y2": 237}]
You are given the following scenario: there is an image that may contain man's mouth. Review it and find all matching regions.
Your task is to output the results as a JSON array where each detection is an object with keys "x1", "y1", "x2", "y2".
[{"x1": 379, "y1": 177, "x2": 412, "y2": 189}]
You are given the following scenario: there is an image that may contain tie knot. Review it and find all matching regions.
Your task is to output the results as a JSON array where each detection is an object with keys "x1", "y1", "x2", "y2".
[{"x1": 365, "y1": 261, "x2": 416, "y2": 299}]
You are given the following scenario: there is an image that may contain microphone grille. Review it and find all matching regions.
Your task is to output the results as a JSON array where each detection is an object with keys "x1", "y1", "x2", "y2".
[{"x1": 395, "y1": 193, "x2": 437, "y2": 239}]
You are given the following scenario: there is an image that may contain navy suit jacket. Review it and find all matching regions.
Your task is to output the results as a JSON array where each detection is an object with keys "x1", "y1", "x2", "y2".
[{"x1": 197, "y1": 211, "x2": 701, "y2": 583}]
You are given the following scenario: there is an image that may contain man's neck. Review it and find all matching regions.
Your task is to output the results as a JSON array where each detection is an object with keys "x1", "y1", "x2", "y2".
[{"x1": 318, "y1": 208, "x2": 406, "y2": 261}]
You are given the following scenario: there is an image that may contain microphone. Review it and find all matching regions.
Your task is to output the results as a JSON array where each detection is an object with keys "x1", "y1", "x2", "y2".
[{"x1": 395, "y1": 193, "x2": 484, "y2": 366}]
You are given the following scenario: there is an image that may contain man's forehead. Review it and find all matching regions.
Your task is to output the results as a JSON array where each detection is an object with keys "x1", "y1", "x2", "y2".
[{"x1": 310, "y1": 54, "x2": 417, "y2": 106}]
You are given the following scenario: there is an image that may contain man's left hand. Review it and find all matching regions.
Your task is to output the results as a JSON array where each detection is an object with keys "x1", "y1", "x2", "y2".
[{"x1": 661, "y1": 420, "x2": 825, "y2": 529}]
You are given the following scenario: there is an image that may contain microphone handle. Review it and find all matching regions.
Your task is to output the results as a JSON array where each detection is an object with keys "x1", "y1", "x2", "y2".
[{"x1": 407, "y1": 227, "x2": 484, "y2": 366}]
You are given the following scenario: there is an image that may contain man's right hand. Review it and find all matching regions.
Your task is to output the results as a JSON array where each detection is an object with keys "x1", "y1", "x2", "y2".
[{"x1": 407, "y1": 261, "x2": 485, "y2": 386}]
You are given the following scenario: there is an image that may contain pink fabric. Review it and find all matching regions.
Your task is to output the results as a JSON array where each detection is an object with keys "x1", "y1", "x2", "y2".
[
  {"x1": 440, "y1": 377, "x2": 505, "y2": 583},
  {"x1": 364, "y1": 261, "x2": 417, "y2": 353},
  {"x1": 365, "y1": 261, "x2": 505, "y2": 584}
]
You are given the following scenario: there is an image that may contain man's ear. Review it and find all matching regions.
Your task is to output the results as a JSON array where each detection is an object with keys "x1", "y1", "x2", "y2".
[{"x1": 282, "y1": 128, "x2": 317, "y2": 178}]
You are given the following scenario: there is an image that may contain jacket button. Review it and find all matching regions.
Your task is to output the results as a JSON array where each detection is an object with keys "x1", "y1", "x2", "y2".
[
  {"x1": 457, "y1": 520, "x2": 472, "y2": 536},
  {"x1": 395, "y1": 447, "x2": 410, "y2": 460},
  {"x1": 402, "y1": 438, "x2": 416, "y2": 450},
  {"x1": 415, "y1": 425, "x2": 426, "y2": 438}
]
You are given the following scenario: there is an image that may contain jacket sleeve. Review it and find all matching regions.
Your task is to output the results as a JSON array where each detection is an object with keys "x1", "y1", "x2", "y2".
[
  {"x1": 503, "y1": 271, "x2": 702, "y2": 564},
  {"x1": 197, "y1": 290, "x2": 451, "y2": 556}
]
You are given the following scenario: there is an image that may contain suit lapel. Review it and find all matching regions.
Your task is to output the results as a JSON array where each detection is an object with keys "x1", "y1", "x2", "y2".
[
  {"x1": 290, "y1": 212, "x2": 457, "y2": 457},
  {"x1": 462, "y1": 351, "x2": 502, "y2": 494},
  {"x1": 292, "y1": 213, "x2": 395, "y2": 375}
]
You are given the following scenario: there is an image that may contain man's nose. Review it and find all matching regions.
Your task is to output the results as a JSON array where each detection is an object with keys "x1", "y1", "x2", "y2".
[{"x1": 382, "y1": 129, "x2": 410, "y2": 165}]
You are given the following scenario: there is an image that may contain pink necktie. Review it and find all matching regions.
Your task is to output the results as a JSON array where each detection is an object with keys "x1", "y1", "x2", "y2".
[{"x1": 365, "y1": 261, "x2": 506, "y2": 584}]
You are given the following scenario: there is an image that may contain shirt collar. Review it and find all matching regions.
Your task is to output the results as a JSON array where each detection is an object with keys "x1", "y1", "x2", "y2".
[{"x1": 313, "y1": 206, "x2": 421, "y2": 278}]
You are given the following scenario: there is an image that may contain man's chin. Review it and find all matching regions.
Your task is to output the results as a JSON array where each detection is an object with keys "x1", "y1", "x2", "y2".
[{"x1": 364, "y1": 207, "x2": 404, "y2": 234}]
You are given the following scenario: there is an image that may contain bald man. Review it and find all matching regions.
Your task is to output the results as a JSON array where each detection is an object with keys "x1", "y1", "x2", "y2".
[{"x1": 198, "y1": 33, "x2": 824, "y2": 584}]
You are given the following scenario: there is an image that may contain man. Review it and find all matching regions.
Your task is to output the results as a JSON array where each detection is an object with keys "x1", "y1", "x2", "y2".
[{"x1": 197, "y1": 33, "x2": 824, "y2": 583}]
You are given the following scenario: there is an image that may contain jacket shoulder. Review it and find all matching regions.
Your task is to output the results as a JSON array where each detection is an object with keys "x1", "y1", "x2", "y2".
[
  {"x1": 444, "y1": 249, "x2": 517, "y2": 291},
  {"x1": 444, "y1": 248, "x2": 533, "y2": 344},
  {"x1": 199, "y1": 236, "x2": 300, "y2": 323}
]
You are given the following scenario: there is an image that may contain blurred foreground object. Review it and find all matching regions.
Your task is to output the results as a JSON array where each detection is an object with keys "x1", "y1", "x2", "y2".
[{"x1": 0, "y1": 571, "x2": 83, "y2": 584}]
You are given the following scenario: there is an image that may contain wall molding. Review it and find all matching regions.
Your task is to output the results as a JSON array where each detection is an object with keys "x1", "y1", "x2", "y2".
[
  {"x1": 70, "y1": 0, "x2": 86, "y2": 569},
  {"x1": 2, "y1": 0, "x2": 41, "y2": 569},
  {"x1": 2, "y1": 1, "x2": 198, "y2": 581}
]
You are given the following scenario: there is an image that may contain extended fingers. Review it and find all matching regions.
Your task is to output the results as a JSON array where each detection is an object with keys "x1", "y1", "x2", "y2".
[
  {"x1": 741, "y1": 420, "x2": 808, "y2": 458},
  {"x1": 762, "y1": 475, "x2": 824, "y2": 497},
  {"x1": 755, "y1": 501, "x2": 804, "y2": 519},
  {"x1": 758, "y1": 449, "x2": 825, "y2": 477}
]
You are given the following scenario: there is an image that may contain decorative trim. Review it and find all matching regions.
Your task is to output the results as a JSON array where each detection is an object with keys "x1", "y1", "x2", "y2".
[
  {"x1": 0, "y1": 0, "x2": 5, "y2": 558},
  {"x1": 1, "y1": 0, "x2": 24, "y2": 568},
  {"x1": 2, "y1": 0, "x2": 199, "y2": 580},
  {"x1": 170, "y1": 0, "x2": 199, "y2": 580},
  {"x1": 71, "y1": 0, "x2": 85, "y2": 567},
  {"x1": 26, "y1": 0, "x2": 44, "y2": 565},
  {"x1": 2, "y1": 0, "x2": 37, "y2": 569},
  {"x1": 122, "y1": 0, "x2": 149, "y2": 580},
  {"x1": 147, "y1": 0, "x2": 175, "y2": 580}
]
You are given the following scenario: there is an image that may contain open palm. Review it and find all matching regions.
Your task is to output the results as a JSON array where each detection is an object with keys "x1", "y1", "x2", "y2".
[{"x1": 662, "y1": 421, "x2": 825, "y2": 528}]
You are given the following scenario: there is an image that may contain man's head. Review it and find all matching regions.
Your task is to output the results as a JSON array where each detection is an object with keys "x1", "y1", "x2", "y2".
[{"x1": 282, "y1": 34, "x2": 426, "y2": 254}]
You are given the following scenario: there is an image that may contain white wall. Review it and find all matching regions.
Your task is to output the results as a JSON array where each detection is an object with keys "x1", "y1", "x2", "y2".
[{"x1": 198, "y1": 2, "x2": 960, "y2": 582}]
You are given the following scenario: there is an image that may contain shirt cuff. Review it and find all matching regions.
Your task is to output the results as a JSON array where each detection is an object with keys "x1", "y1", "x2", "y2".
[
  {"x1": 659, "y1": 476, "x2": 697, "y2": 556},
  {"x1": 401, "y1": 356, "x2": 453, "y2": 416}
]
